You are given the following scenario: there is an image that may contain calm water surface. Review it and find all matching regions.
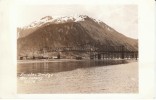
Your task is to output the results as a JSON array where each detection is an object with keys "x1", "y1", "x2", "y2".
[
  {"x1": 17, "y1": 59, "x2": 127, "y2": 75},
  {"x1": 17, "y1": 59, "x2": 138, "y2": 93}
]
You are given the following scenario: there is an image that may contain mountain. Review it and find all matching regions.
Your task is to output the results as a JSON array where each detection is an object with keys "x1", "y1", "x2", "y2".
[{"x1": 17, "y1": 15, "x2": 138, "y2": 57}]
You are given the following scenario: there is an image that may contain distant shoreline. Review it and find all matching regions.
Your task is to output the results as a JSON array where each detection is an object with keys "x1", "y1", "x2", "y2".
[{"x1": 17, "y1": 59, "x2": 137, "y2": 64}]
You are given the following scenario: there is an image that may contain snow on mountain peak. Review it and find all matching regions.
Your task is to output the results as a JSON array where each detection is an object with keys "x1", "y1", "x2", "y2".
[
  {"x1": 52, "y1": 15, "x2": 88, "y2": 22},
  {"x1": 23, "y1": 15, "x2": 102, "y2": 29}
]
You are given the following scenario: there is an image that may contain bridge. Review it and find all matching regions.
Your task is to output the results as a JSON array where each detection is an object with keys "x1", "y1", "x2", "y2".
[
  {"x1": 18, "y1": 40, "x2": 138, "y2": 60},
  {"x1": 35, "y1": 45, "x2": 138, "y2": 60}
]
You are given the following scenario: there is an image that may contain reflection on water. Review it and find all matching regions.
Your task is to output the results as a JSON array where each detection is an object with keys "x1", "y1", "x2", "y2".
[{"x1": 17, "y1": 59, "x2": 127, "y2": 75}]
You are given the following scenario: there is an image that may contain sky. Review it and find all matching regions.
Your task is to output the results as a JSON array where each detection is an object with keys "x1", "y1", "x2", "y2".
[{"x1": 16, "y1": 5, "x2": 138, "y2": 39}]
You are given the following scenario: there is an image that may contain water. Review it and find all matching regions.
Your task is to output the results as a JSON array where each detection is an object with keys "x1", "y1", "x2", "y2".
[
  {"x1": 17, "y1": 59, "x2": 127, "y2": 75},
  {"x1": 17, "y1": 59, "x2": 138, "y2": 93}
]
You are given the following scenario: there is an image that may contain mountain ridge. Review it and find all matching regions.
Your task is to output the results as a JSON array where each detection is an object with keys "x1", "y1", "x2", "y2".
[
  {"x1": 17, "y1": 15, "x2": 104, "y2": 38},
  {"x1": 17, "y1": 15, "x2": 138, "y2": 57}
]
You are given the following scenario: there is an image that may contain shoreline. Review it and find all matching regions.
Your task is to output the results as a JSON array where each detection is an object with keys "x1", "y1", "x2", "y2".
[{"x1": 17, "y1": 59, "x2": 137, "y2": 64}]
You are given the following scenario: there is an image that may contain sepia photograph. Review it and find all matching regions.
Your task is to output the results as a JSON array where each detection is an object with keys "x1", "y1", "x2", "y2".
[
  {"x1": 0, "y1": 0, "x2": 156, "y2": 99},
  {"x1": 16, "y1": 5, "x2": 139, "y2": 94}
]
